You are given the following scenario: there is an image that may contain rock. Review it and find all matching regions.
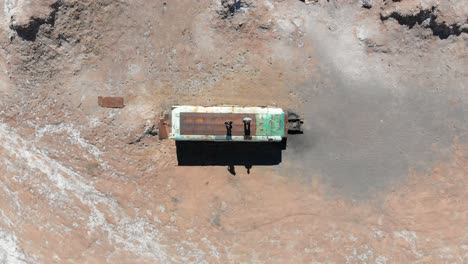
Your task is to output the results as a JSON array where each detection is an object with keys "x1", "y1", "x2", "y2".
[
  {"x1": 462, "y1": 24, "x2": 468, "y2": 32},
  {"x1": 219, "y1": 0, "x2": 249, "y2": 18},
  {"x1": 9, "y1": 0, "x2": 60, "y2": 41},
  {"x1": 98, "y1": 96, "x2": 125, "y2": 108},
  {"x1": 361, "y1": 0, "x2": 373, "y2": 9}
]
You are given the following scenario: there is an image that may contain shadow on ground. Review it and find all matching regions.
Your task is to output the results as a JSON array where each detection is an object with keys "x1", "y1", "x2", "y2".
[{"x1": 176, "y1": 141, "x2": 284, "y2": 169}]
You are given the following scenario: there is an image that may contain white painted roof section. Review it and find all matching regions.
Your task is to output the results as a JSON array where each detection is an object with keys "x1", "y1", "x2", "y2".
[{"x1": 171, "y1": 105, "x2": 284, "y2": 115}]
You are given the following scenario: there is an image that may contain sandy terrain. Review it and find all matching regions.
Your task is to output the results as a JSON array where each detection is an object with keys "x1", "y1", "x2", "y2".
[{"x1": 0, "y1": 0, "x2": 467, "y2": 263}]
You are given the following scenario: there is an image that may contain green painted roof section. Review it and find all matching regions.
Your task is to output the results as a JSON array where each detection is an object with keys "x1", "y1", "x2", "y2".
[{"x1": 255, "y1": 113, "x2": 285, "y2": 137}]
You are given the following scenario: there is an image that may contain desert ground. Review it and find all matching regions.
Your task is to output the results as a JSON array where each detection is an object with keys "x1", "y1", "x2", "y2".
[{"x1": 0, "y1": 0, "x2": 467, "y2": 263}]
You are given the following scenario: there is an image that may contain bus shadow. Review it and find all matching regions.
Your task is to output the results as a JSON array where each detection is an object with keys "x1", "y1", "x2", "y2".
[{"x1": 176, "y1": 141, "x2": 285, "y2": 172}]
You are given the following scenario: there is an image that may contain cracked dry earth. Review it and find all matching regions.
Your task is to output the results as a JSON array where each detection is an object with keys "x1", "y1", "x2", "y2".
[{"x1": 0, "y1": 0, "x2": 467, "y2": 263}]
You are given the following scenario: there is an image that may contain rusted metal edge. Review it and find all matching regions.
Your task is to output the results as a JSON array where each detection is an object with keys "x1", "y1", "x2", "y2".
[{"x1": 158, "y1": 110, "x2": 171, "y2": 140}]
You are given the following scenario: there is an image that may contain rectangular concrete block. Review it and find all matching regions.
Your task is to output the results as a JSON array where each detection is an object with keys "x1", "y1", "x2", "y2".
[{"x1": 98, "y1": 96, "x2": 125, "y2": 108}]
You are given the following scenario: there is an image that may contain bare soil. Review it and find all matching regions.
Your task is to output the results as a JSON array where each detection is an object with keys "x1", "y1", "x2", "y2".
[{"x1": 0, "y1": 0, "x2": 467, "y2": 263}]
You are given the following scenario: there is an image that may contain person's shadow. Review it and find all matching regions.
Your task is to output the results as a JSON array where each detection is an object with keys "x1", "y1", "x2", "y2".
[{"x1": 227, "y1": 165, "x2": 236, "y2": 175}]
